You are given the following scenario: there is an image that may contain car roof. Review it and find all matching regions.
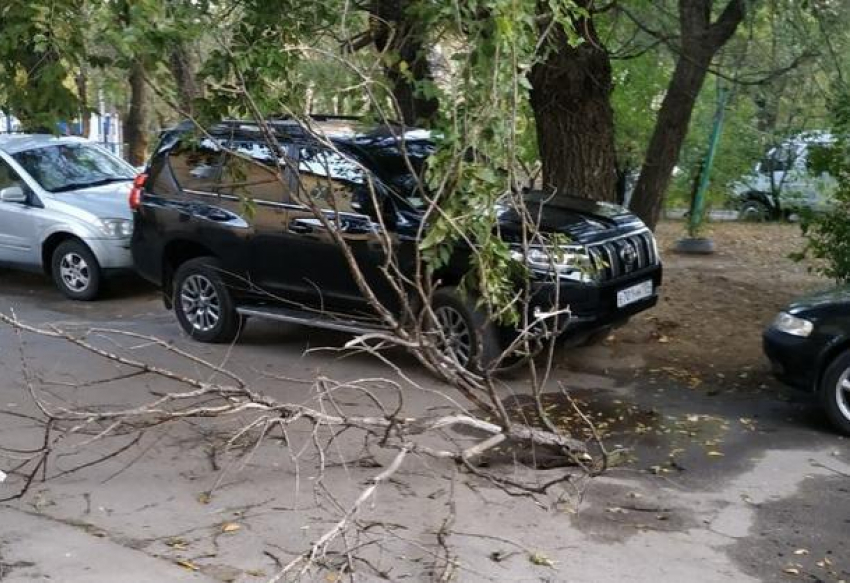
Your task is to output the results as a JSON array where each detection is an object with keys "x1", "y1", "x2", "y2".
[
  {"x1": 176, "y1": 118, "x2": 433, "y2": 147},
  {"x1": 0, "y1": 134, "x2": 90, "y2": 154}
]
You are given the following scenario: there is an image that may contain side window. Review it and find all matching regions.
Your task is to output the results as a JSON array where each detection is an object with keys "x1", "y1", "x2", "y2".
[
  {"x1": 297, "y1": 147, "x2": 366, "y2": 213},
  {"x1": 805, "y1": 144, "x2": 837, "y2": 175},
  {"x1": 761, "y1": 146, "x2": 795, "y2": 173},
  {"x1": 168, "y1": 138, "x2": 223, "y2": 192},
  {"x1": 0, "y1": 158, "x2": 23, "y2": 190},
  {"x1": 218, "y1": 141, "x2": 288, "y2": 203}
]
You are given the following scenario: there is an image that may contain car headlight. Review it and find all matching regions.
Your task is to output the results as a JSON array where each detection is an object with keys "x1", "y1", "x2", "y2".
[
  {"x1": 511, "y1": 245, "x2": 594, "y2": 282},
  {"x1": 772, "y1": 311, "x2": 814, "y2": 337},
  {"x1": 98, "y1": 218, "x2": 134, "y2": 238}
]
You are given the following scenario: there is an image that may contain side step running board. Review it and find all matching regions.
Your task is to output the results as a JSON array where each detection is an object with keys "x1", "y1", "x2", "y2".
[{"x1": 236, "y1": 306, "x2": 389, "y2": 336}]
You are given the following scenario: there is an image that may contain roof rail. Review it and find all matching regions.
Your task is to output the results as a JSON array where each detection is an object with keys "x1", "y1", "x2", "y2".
[{"x1": 268, "y1": 113, "x2": 365, "y2": 122}]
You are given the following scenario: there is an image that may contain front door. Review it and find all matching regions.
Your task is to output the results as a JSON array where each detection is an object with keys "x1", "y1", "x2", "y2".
[
  {"x1": 0, "y1": 157, "x2": 39, "y2": 267},
  {"x1": 273, "y1": 146, "x2": 396, "y2": 317}
]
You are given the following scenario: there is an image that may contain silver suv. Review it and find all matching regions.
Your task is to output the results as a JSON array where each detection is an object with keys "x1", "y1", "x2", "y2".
[{"x1": 0, "y1": 135, "x2": 137, "y2": 300}]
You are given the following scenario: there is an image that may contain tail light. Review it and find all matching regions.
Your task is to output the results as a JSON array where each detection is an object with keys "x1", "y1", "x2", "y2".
[{"x1": 129, "y1": 173, "x2": 148, "y2": 211}]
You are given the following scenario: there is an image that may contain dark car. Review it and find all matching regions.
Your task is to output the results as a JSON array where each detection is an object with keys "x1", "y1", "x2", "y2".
[
  {"x1": 764, "y1": 286, "x2": 850, "y2": 434},
  {"x1": 130, "y1": 118, "x2": 663, "y2": 370}
]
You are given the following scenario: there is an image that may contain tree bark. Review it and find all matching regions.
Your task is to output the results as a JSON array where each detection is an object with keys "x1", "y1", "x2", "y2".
[
  {"x1": 169, "y1": 43, "x2": 201, "y2": 116},
  {"x1": 76, "y1": 66, "x2": 90, "y2": 137},
  {"x1": 630, "y1": 0, "x2": 747, "y2": 230},
  {"x1": 370, "y1": 0, "x2": 439, "y2": 126},
  {"x1": 629, "y1": 50, "x2": 713, "y2": 226},
  {"x1": 123, "y1": 61, "x2": 149, "y2": 166},
  {"x1": 529, "y1": 8, "x2": 618, "y2": 203}
]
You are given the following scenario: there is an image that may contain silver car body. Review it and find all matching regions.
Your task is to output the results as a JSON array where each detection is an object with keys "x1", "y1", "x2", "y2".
[
  {"x1": 731, "y1": 132, "x2": 839, "y2": 213},
  {"x1": 0, "y1": 134, "x2": 135, "y2": 273}
]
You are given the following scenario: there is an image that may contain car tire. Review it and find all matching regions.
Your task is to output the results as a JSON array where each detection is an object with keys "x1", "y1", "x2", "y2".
[
  {"x1": 428, "y1": 287, "x2": 502, "y2": 374},
  {"x1": 739, "y1": 199, "x2": 772, "y2": 222},
  {"x1": 173, "y1": 257, "x2": 242, "y2": 343},
  {"x1": 51, "y1": 239, "x2": 102, "y2": 301},
  {"x1": 819, "y1": 350, "x2": 850, "y2": 436}
]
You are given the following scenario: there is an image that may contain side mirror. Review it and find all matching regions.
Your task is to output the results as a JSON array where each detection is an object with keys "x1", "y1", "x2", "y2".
[{"x1": 0, "y1": 186, "x2": 27, "y2": 203}]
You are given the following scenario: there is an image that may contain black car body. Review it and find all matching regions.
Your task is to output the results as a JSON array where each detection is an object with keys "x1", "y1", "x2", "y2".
[
  {"x1": 131, "y1": 118, "x2": 662, "y2": 368},
  {"x1": 764, "y1": 286, "x2": 850, "y2": 434}
]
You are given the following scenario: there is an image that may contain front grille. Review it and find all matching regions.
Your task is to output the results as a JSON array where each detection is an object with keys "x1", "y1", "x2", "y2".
[{"x1": 587, "y1": 230, "x2": 658, "y2": 281}]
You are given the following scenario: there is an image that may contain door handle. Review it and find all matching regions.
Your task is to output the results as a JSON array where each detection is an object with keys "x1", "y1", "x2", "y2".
[
  {"x1": 340, "y1": 221, "x2": 374, "y2": 235},
  {"x1": 288, "y1": 219, "x2": 315, "y2": 234}
]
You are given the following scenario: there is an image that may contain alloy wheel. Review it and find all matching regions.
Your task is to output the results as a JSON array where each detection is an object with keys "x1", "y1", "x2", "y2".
[
  {"x1": 837, "y1": 369, "x2": 850, "y2": 423},
  {"x1": 433, "y1": 305, "x2": 472, "y2": 368},
  {"x1": 59, "y1": 252, "x2": 91, "y2": 292},
  {"x1": 740, "y1": 201, "x2": 769, "y2": 222},
  {"x1": 180, "y1": 274, "x2": 221, "y2": 333}
]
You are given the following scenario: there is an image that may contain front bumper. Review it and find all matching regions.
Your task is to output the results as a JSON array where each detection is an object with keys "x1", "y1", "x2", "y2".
[
  {"x1": 762, "y1": 326, "x2": 824, "y2": 392},
  {"x1": 85, "y1": 237, "x2": 134, "y2": 270},
  {"x1": 524, "y1": 265, "x2": 663, "y2": 338}
]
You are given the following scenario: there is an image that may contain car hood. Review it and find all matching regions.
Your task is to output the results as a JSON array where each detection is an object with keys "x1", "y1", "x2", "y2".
[
  {"x1": 787, "y1": 285, "x2": 850, "y2": 315},
  {"x1": 496, "y1": 193, "x2": 647, "y2": 244},
  {"x1": 48, "y1": 182, "x2": 133, "y2": 220}
]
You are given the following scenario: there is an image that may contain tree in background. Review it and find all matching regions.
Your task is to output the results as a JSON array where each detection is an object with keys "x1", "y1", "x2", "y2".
[
  {"x1": 795, "y1": 91, "x2": 850, "y2": 280},
  {"x1": 2, "y1": 0, "x2": 848, "y2": 226},
  {"x1": 0, "y1": 0, "x2": 86, "y2": 130},
  {"x1": 627, "y1": 0, "x2": 748, "y2": 230},
  {"x1": 529, "y1": 2, "x2": 619, "y2": 203}
]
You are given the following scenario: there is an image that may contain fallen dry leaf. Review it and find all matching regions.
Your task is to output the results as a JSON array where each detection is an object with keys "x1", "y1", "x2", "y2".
[
  {"x1": 793, "y1": 549, "x2": 809, "y2": 556},
  {"x1": 176, "y1": 560, "x2": 199, "y2": 572},
  {"x1": 221, "y1": 523, "x2": 241, "y2": 533},
  {"x1": 165, "y1": 538, "x2": 188, "y2": 550},
  {"x1": 529, "y1": 552, "x2": 555, "y2": 567},
  {"x1": 783, "y1": 566, "x2": 800, "y2": 576}
]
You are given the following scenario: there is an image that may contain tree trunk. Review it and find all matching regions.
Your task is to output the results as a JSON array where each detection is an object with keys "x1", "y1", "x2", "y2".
[
  {"x1": 386, "y1": 29, "x2": 438, "y2": 126},
  {"x1": 123, "y1": 62, "x2": 149, "y2": 166},
  {"x1": 629, "y1": 0, "x2": 747, "y2": 230},
  {"x1": 370, "y1": 0, "x2": 439, "y2": 126},
  {"x1": 629, "y1": 51, "x2": 713, "y2": 228},
  {"x1": 529, "y1": 12, "x2": 617, "y2": 203},
  {"x1": 169, "y1": 43, "x2": 200, "y2": 116},
  {"x1": 76, "y1": 66, "x2": 90, "y2": 137}
]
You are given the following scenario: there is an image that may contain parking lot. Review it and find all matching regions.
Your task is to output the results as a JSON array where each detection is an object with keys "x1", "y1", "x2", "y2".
[{"x1": 1, "y1": 256, "x2": 848, "y2": 582}]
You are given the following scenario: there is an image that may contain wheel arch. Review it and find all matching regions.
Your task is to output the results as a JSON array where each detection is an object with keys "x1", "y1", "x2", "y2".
[
  {"x1": 817, "y1": 337, "x2": 850, "y2": 390},
  {"x1": 41, "y1": 232, "x2": 87, "y2": 276},
  {"x1": 160, "y1": 239, "x2": 217, "y2": 305}
]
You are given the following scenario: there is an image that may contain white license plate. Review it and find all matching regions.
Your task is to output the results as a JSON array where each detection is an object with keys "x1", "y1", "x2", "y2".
[{"x1": 616, "y1": 280, "x2": 653, "y2": 308}]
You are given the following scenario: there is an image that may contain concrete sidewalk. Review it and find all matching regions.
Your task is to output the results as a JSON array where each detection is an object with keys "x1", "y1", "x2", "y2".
[{"x1": 0, "y1": 507, "x2": 217, "y2": 582}]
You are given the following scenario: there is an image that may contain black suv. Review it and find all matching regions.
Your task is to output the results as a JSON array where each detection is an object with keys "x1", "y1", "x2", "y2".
[{"x1": 130, "y1": 118, "x2": 662, "y2": 369}]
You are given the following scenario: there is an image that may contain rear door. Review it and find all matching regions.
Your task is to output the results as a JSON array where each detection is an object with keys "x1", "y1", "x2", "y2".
[{"x1": 216, "y1": 140, "x2": 295, "y2": 299}]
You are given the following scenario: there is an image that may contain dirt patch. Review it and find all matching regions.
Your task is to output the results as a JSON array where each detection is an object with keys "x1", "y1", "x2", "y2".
[{"x1": 578, "y1": 220, "x2": 827, "y2": 384}]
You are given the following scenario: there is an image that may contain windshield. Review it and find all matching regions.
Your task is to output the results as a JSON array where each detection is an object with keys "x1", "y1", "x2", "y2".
[{"x1": 13, "y1": 144, "x2": 135, "y2": 193}]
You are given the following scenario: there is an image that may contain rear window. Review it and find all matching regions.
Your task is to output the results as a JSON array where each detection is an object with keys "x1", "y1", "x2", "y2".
[
  {"x1": 169, "y1": 137, "x2": 291, "y2": 203},
  {"x1": 168, "y1": 138, "x2": 223, "y2": 192}
]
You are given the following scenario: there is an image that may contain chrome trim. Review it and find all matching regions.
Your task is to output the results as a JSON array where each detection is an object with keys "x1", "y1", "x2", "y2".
[
  {"x1": 236, "y1": 307, "x2": 387, "y2": 335},
  {"x1": 585, "y1": 228, "x2": 660, "y2": 282},
  {"x1": 586, "y1": 228, "x2": 654, "y2": 247}
]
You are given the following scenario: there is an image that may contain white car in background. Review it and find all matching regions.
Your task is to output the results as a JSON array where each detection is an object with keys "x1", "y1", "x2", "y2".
[
  {"x1": 731, "y1": 132, "x2": 838, "y2": 221},
  {"x1": 0, "y1": 135, "x2": 138, "y2": 300}
]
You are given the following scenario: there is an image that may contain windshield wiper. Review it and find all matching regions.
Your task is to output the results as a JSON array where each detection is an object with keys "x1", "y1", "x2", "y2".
[{"x1": 52, "y1": 177, "x2": 134, "y2": 193}]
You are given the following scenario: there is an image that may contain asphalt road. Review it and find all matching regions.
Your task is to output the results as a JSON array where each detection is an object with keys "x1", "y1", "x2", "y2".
[{"x1": 0, "y1": 270, "x2": 847, "y2": 583}]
